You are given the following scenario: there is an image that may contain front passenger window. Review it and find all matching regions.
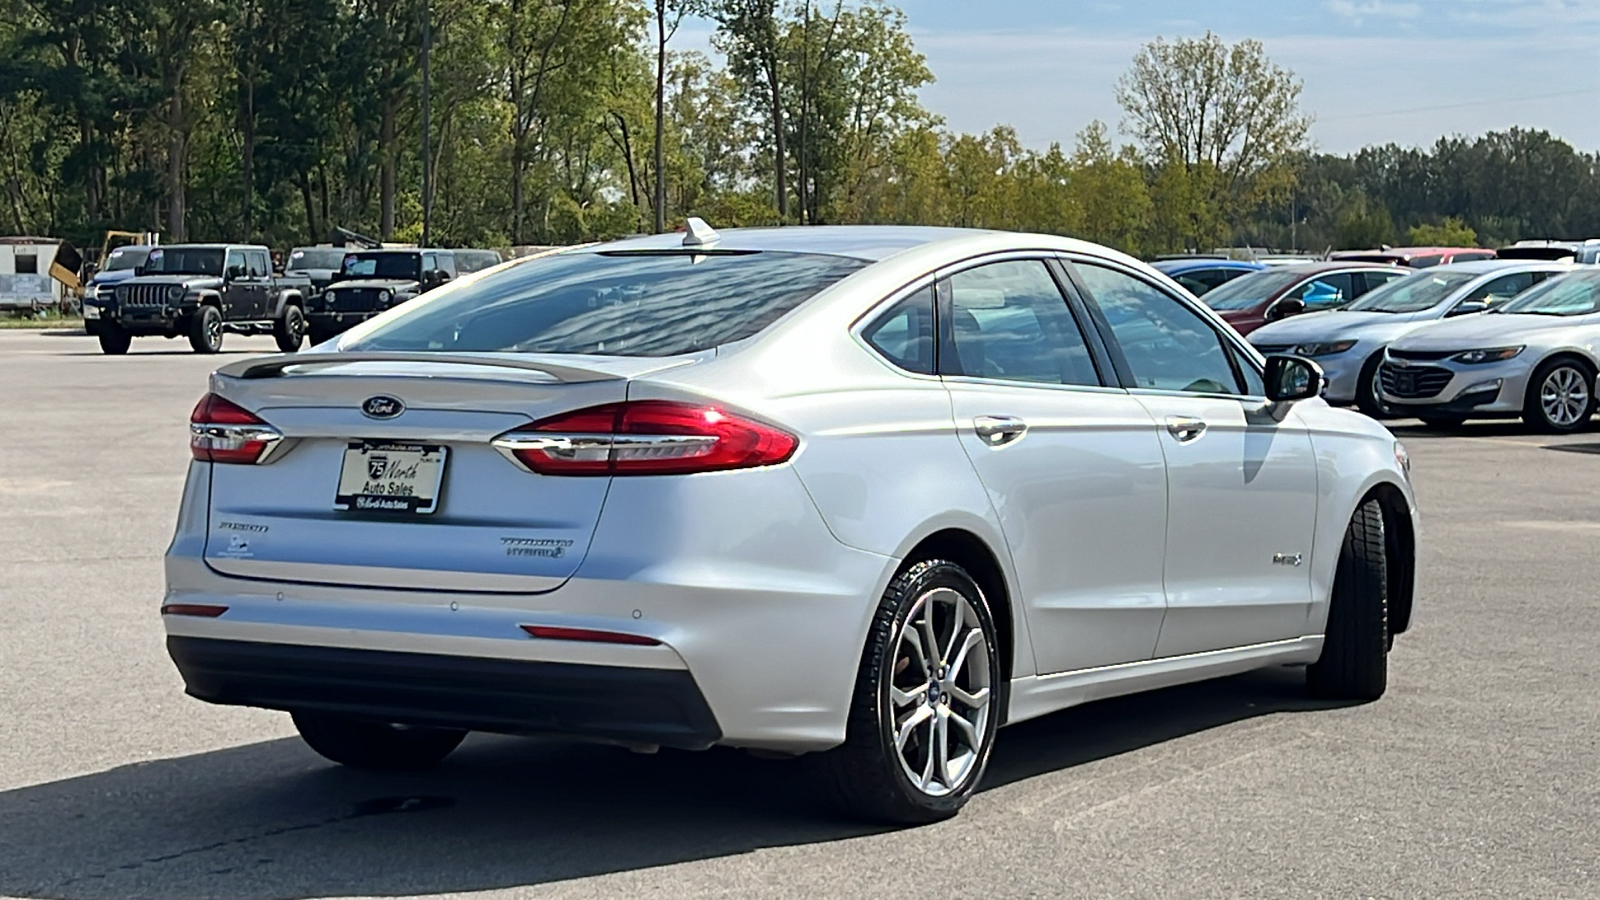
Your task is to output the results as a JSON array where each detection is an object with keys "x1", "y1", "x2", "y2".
[{"x1": 1073, "y1": 263, "x2": 1245, "y2": 395}]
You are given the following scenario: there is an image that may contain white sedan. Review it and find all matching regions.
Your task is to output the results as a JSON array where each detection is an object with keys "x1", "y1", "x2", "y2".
[{"x1": 165, "y1": 224, "x2": 1419, "y2": 823}]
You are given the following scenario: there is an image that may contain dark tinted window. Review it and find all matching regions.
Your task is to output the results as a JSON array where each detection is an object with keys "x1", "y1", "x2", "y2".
[
  {"x1": 453, "y1": 250, "x2": 504, "y2": 273},
  {"x1": 345, "y1": 252, "x2": 423, "y2": 280},
  {"x1": 862, "y1": 286, "x2": 935, "y2": 375},
  {"x1": 103, "y1": 247, "x2": 150, "y2": 271},
  {"x1": 348, "y1": 250, "x2": 867, "y2": 357},
  {"x1": 1173, "y1": 267, "x2": 1251, "y2": 296},
  {"x1": 146, "y1": 247, "x2": 224, "y2": 276},
  {"x1": 1409, "y1": 254, "x2": 1445, "y2": 268},
  {"x1": 1359, "y1": 270, "x2": 1406, "y2": 293},
  {"x1": 1462, "y1": 272, "x2": 1538, "y2": 308},
  {"x1": 246, "y1": 251, "x2": 270, "y2": 277},
  {"x1": 1074, "y1": 263, "x2": 1242, "y2": 395},
  {"x1": 939, "y1": 261, "x2": 1099, "y2": 386},
  {"x1": 287, "y1": 248, "x2": 347, "y2": 270}
]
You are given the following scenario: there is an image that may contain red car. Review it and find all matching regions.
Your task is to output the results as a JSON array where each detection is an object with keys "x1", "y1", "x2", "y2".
[
  {"x1": 1329, "y1": 246, "x2": 1497, "y2": 268},
  {"x1": 1198, "y1": 262, "x2": 1409, "y2": 335}
]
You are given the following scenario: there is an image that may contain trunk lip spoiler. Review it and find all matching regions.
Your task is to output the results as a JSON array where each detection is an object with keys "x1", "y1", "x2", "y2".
[{"x1": 217, "y1": 352, "x2": 629, "y2": 384}]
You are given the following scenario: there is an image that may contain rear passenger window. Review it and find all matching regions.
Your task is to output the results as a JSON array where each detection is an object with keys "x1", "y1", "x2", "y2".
[
  {"x1": 938, "y1": 261, "x2": 1100, "y2": 387},
  {"x1": 862, "y1": 286, "x2": 935, "y2": 375}
]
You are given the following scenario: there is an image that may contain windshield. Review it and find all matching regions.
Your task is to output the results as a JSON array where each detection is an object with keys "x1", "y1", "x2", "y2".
[
  {"x1": 1499, "y1": 271, "x2": 1600, "y2": 316},
  {"x1": 1198, "y1": 269, "x2": 1304, "y2": 311},
  {"x1": 1347, "y1": 270, "x2": 1476, "y2": 313},
  {"x1": 343, "y1": 252, "x2": 422, "y2": 280},
  {"x1": 143, "y1": 247, "x2": 224, "y2": 276},
  {"x1": 287, "y1": 248, "x2": 348, "y2": 270},
  {"x1": 453, "y1": 250, "x2": 504, "y2": 273},
  {"x1": 103, "y1": 247, "x2": 150, "y2": 271},
  {"x1": 345, "y1": 250, "x2": 868, "y2": 357}
]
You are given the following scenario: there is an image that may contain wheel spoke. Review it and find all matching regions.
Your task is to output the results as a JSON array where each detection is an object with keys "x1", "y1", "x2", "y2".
[
  {"x1": 895, "y1": 704, "x2": 933, "y2": 752},
  {"x1": 947, "y1": 627, "x2": 984, "y2": 681},
  {"x1": 919, "y1": 603, "x2": 940, "y2": 667},
  {"x1": 946, "y1": 684, "x2": 990, "y2": 708},
  {"x1": 948, "y1": 708, "x2": 981, "y2": 750},
  {"x1": 891, "y1": 683, "x2": 928, "y2": 708},
  {"x1": 934, "y1": 709, "x2": 952, "y2": 788},
  {"x1": 900, "y1": 619, "x2": 931, "y2": 680},
  {"x1": 918, "y1": 716, "x2": 938, "y2": 789}
]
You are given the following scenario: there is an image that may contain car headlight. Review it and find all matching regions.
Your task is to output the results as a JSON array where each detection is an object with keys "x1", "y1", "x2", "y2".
[
  {"x1": 167, "y1": 285, "x2": 185, "y2": 301},
  {"x1": 1451, "y1": 346, "x2": 1523, "y2": 364},
  {"x1": 1294, "y1": 340, "x2": 1357, "y2": 357},
  {"x1": 378, "y1": 289, "x2": 392, "y2": 305}
]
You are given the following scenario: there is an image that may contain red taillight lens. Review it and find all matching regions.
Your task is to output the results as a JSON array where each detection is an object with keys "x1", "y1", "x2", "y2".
[
  {"x1": 493, "y1": 400, "x2": 798, "y2": 476},
  {"x1": 190, "y1": 393, "x2": 282, "y2": 464},
  {"x1": 160, "y1": 603, "x2": 229, "y2": 617},
  {"x1": 520, "y1": 624, "x2": 661, "y2": 646}
]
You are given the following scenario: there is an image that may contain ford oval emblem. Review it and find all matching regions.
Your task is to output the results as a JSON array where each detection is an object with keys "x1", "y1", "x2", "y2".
[{"x1": 361, "y1": 395, "x2": 405, "y2": 419}]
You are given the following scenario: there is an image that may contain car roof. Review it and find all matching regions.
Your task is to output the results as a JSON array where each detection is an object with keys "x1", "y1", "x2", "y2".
[
  {"x1": 1425, "y1": 259, "x2": 1565, "y2": 275},
  {"x1": 1151, "y1": 258, "x2": 1264, "y2": 274},
  {"x1": 584, "y1": 225, "x2": 1003, "y2": 262},
  {"x1": 1263, "y1": 261, "x2": 1400, "y2": 275}
]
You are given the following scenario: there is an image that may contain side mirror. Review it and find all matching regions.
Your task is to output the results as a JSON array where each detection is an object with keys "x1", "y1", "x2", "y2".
[
  {"x1": 1267, "y1": 297, "x2": 1306, "y2": 321},
  {"x1": 225, "y1": 264, "x2": 245, "y2": 281},
  {"x1": 1264, "y1": 355, "x2": 1325, "y2": 404},
  {"x1": 1449, "y1": 299, "x2": 1489, "y2": 317}
]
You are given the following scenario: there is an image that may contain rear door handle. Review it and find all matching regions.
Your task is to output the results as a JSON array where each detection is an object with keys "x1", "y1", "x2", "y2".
[
  {"x1": 1165, "y1": 416, "x2": 1207, "y2": 442},
  {"x1": 974, "y1": 415, "x2": 1027, "y2": 446}
]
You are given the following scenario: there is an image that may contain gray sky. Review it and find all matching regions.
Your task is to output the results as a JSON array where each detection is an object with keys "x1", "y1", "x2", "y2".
[{"x1": 685, "y1": 0, "x2": 1600, "y2": 155}]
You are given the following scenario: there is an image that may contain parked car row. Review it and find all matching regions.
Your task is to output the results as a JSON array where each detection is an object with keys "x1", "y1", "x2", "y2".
[
  {"x1": 1245, "y1": 260, "x2": 1600, "y2": 431},
  {"x1": 86, "y1": 243, "x2": 504, "y2": 354}
]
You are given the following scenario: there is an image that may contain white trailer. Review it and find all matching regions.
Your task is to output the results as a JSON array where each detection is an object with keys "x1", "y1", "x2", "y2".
[{"x1": 0, "y1": 238, "x2": 67, "y2": 313}]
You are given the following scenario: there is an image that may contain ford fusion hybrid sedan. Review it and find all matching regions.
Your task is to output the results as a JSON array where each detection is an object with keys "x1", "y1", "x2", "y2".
[
  {"x1": 165, "y1": 224, "x2": 1419, "y2": 823},
  {"x1": 1380, "y1": 267, "x2": 1600, "y2": 432},
  {"x1": 1248, "y1": 261, "x2": 1571, "y2": 417}
]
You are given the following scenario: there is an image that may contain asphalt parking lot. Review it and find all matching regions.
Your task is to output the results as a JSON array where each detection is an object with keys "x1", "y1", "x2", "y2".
[{"x1": 2, "y1": 328, "x2": 1597, "y2": 900}]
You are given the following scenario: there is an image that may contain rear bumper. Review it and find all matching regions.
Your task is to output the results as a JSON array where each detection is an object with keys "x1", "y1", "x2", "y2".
[{"x1": 169, "y1": 635, "x2": 722, "y2": 750}]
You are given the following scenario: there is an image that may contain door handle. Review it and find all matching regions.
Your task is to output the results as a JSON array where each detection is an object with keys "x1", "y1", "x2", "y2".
[
  {"x1": 1165, "y1": 416, "x2": 1207, "y2": 442},
  {"x1": 974, "y1": 415, "x2": 1027, "y2": 446}
]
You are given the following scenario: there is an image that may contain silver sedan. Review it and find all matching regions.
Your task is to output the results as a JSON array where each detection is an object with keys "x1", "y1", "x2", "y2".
[
  {"x1": 164, "y1": 224, "x2": 1418, "y2": 823},
  {"x1": 1380, "y1": 268, "x2": 1600, "y2": 431}
]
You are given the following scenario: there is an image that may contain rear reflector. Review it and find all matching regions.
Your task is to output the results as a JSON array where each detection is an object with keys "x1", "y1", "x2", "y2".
[
  {"x1": 190, "y1": 393, "x2": 283, "y2": 464},
  {"x1": 492, "y1": 400, "x2": 798, "y2": 476},
  {"x1": 520, "y1": 624, "x2": 662, "y2": 646},
  {"x1": 161, "y1": 603, "x2": 229, "y2": 617}
]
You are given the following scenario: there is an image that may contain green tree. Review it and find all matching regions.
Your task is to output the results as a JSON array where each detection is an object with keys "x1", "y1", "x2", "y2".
[{"x1": 1408, "y1": 217, "x2": 1476, "y2": 247}]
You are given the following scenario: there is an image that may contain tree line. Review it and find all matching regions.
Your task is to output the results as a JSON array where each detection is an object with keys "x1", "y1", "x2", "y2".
[{"x1": 1, "y1": 1, "x2": 1596, "y2": 256}]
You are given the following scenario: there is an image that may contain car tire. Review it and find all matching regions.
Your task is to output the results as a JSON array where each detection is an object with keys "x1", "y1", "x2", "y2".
[
  {"x1": 1355, "y1": 354, "x2": 1393, "y2": 419},
  {"x1": 189, "y1": 305, "x2": 223, "y2": 354},
  {"x1": 1522, "y1": 357, "x2": 1596, "y2": 434},
  {"x1": 1418, "y1": 416, "x2": 1465, "y2": 430},
  {"x1": 1307, "y1": 499, "x2": 1388, "y2": 701},
  {"x1": 273, "y1": 304, "x2": 306, "y2": 353},
  {"x1": 818, "y1": 559, "x2": 1002, "y2": 824},
  {"x1": 97, "y1": 325, "x2": 132, "y2": 355},
  {"x1": 291, "y1": 712, "x2": 466, "y2": 771}
]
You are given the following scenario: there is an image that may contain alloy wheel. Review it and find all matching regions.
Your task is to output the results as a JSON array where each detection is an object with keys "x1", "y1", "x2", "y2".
[
  {"x1": 887, "y1": 586, "x2": 992, "y2": 797},
  {"x1": 1541, "y1": 366, "x2": 1590, "y2": 428}
]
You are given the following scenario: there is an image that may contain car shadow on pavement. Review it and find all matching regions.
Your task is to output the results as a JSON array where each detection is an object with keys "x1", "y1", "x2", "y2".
[{"x1": 0, "y1": 667, "x2": 1348, "y2": 900}]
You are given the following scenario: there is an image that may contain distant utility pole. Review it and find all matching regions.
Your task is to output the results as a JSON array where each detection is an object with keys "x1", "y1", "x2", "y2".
[{"x1": 420, "y1": 0, "x2": 433, "y2": 247}]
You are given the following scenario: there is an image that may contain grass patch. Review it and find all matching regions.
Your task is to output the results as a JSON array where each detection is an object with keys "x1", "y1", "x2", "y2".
[{"x1": 0, "y1": 315, "x2": 85, "y2": 330}]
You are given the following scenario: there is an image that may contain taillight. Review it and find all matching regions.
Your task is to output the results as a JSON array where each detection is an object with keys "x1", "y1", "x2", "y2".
[
  {"x1": 492, "y1": 400, "x2": 798, "y2": 476},
  {"x1": 190, "y1": 393, "x2": 283, "y2": 464},
  {"x1": 520, "y1": 624, "x2": 661, "y2": 646}
]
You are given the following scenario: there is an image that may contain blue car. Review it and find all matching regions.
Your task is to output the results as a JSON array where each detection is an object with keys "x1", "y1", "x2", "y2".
[{"x1": 1151, "y1": 258, "x2": 1267, "y2": 297}]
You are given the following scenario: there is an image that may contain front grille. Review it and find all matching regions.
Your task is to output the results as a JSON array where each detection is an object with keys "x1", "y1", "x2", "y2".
[
  {"x1": 1380, "y1": 363, "x2": 1453, "y2": 398},
  {"x1": 120, "y1": 283, "x2": 173, "y2": 307},
  {"x1": 1253, "y1": 344, "x2": 1294, "y2": 354},
  {"x1": 1388, "y1": 348, "x2": 1456, "y2": 361},
  {"x1": 325, "y1": 288, "x2": 382, "y2": 312}
]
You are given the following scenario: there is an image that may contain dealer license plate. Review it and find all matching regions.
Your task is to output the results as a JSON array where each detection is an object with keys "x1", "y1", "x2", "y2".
[{"x1": 334, "y1": 441, "x2": 447, "y2": 514}]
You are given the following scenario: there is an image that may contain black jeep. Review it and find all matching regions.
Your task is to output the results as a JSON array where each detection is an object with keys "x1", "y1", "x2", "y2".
[
  {"x1": 307, "y1": 248, "x2": 458, "y2": 345},
  {"x1": 96, "y1": 244, "x2": 311, "y2": 354}
]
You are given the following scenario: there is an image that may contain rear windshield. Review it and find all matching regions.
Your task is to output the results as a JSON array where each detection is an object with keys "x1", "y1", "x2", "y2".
[
  {"x1": 345, "y1": 250, "x2": 868, "y2": 357},
  {"x1": 287, "y1": 248, "x2": 348, "y2": 270},
  {"x1": 1197, "y1": 269, "x2": 1304, "y2": 311},
  {"x1": 344, "y1": 252, "x2": 422, "y2": 280},
  {"x1": 1347, "y1": 270, "x2": 1476, "y2": 313}
]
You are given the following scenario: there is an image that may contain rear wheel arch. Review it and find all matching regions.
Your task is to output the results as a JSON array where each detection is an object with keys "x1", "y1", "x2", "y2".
[
  {"x1": 1362, "y1": 481, "x2": 1415, "y2": 636},
  {"x1": 896, "y1": 529, "x2": 1015, "y2": 715}
]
